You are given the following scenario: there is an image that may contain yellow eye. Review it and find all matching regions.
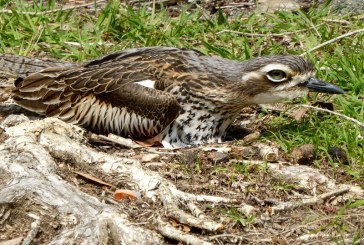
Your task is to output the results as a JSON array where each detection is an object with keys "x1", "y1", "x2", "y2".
[{"x1": 267, "y1": 70, "x2": 287, "y2": 82}]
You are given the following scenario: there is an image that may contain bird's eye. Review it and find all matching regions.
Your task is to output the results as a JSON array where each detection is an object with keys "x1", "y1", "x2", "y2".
[{"x1": 267, "y1": 70, "x2": 287, "y2": 82}]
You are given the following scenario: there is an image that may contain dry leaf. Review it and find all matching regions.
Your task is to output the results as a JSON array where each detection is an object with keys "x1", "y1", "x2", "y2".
[
  {"x1": 293, "y1": 107, "x2": 309, "y2": 122},
  {"x1": 114, "y1": 189, "x2": 140, "y2": 200},
  {"x1": 271, "y1": 235, "x2": 288, "y2": 245},
  {"x1": 74, "y1": 171, "x2": 114, "y2": 188}
]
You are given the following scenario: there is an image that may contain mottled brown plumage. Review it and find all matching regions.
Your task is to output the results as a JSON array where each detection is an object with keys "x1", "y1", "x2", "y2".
[{"x1": 4, "y1": 46, "x2": 344, "y2": 148}]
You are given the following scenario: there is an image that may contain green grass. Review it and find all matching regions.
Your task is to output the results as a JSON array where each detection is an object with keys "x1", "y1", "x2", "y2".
[
  {"x1": 220, "y1": 207, "x2": 255, "y2": 227},
  {"x1": 0, "y1": 0, "x2": 363, "y2": 172}
]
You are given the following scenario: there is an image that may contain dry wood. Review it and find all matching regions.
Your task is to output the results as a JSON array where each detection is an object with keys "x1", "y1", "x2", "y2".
[
  {"x1": 186, "y1": 202, "x2": 205, "y2": 218},
  {"x1": 0, "y1": 117, "x2": 234, "y2": 244},
  {"x1": 21, "y1": 219, "x2": 41, "y2": 245},
  {"x1": 93, "y1": 133, "x2": 143, "y2": 148},
  {"x1": 155, "y1": 217, "x2": 213, "y2": 245},
  {"x1": 217, "y1": 24, "x2": 325, "y2": 37},
  {"x1": 290, "y1": 104, "x2": 364, "y2": 129},
  {"x1": 255, "y1": 143, "x2": 279, "y2": 162},
  {"x1": 271, "y1": 187, "x2": 350, "y2": 212},
  {"x1": 301, "y1": 28, "x2": 364, "y2": 56}
]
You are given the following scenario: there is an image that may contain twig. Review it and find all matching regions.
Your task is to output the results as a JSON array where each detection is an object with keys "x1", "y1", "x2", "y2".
[
  {"x1": 90, "y1": 134, "x2": 142, "y2": 149},
  {"x1": 297, "y1": 233, "x2": 363, "y2": 243},
  {"x1": 127, "y1": 0, "x2": 177, "y2": 7},
  {"x1": 218, "y1": 3, "x2": 255, "y2": 9},
  {"x1": 159, "y1": 185, "x2": 224, "y2": 232},
  {"x1": 217, "y1": 24, "x2": 325, "y2": 37},
  {"x1": 322, "y1": 18, "x2": 350, "y2": 25},
  {"x1": 296, "y1": 233, "x2": 330, "y2": 242},
  {"x1": 22, "y1": 218, "x2": 41, "y2": 245},
  {"x1": 208, "y1": 233, "x2": 261, "y2": 241},
  {"x1": 171, "y1": 187, "x2": 236, "y2": 203},
  {"x1": 155, "y1": 216, "x2": 213, "y2": 245},
  {"x1": 301, "y1": 28, "x2": 364, "y2": 56},
  {"x1": 0, "y1": 1, "x2": 105, "y2": 15},
  {"x1": 186, "y1": 202, "x2": 205, "y2": 218},
  {"x1": 209, "y1": 234, "x2": 243, "y2": 240},
  {"x1": 63, "y1": 41, "x2": 112, "y2": 47},
  {"x1": 217, "y1": 30, "x2": 290, "y2": 37},
  {"x1": 273, "y1": 212, "x2": 364, "y2": 240},
  {"x1": 290, "y1": 105, "x2": 364, "y2": 130},
  {"x1": 271, "y1": 187, "x2": 350, "y2": 212}
]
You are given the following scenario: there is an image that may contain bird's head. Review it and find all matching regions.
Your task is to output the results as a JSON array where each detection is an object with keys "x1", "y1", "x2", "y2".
[{"x1": 235, "y1": 55, "x2": 344, "y2": 105}]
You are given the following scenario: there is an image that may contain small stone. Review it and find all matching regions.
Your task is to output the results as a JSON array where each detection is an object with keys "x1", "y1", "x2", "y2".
[
  {"x1": 240, "y1": 146, "x2": 256, "y2": 159},
  {"x1": 291, "y1": 144, "x2": 315, "y2": 165},
  {"x1": 238, "y1": 204, "x2": 256, "y2": 216},
  {"x1": 243, "y1": 132, "x2": 260, "y2": 145},
  {"x1": 328, "y1": 146, "x2": 348, "y2": 164},
  {"x1": 207, "y1": 151, "x2": 228, "y2": 163}
]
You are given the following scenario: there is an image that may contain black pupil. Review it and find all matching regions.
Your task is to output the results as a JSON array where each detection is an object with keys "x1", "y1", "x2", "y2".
[{"x1": 273, "y1": 71, "x2": 282, "y2": 77}]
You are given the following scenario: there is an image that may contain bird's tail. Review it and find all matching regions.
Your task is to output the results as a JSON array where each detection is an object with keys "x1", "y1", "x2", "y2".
[{"x1": 0, "y1": 54, "x2": 74, "y2": 102}]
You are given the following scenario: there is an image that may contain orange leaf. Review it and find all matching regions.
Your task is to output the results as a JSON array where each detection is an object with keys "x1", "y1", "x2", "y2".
[{"x1": 114, "y1": 189, "x2": 140, "y2": 200}]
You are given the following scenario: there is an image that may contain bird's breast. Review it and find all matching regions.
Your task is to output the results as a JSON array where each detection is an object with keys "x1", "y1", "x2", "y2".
[{"x1": 160, "y1": 86, "x2": 238, "y2": 148}]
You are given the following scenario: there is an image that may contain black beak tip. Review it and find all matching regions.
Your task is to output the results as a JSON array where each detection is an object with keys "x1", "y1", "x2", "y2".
[
  {"x1": 306, "y1": 78, "x2": 345, "y2": 94},
  {"x1": 334, "y1": 87, "x2": 345, "y2": 94}
]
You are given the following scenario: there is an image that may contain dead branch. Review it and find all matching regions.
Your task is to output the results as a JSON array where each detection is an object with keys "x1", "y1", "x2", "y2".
[
  {"x1": 290, "y1": 104, "x2": 364, "y2": 129},
  {"x1": 301, "y1": 28, "x2": 364, "y2": 56},
  {"x1": 217, "y1": 24, "x2": 325, "y2": 36},
  {"x1": 0, "y1": 117, "x2": 232, "y2": 244},
  {"x1": 271, "y1": 187, "x2": 350, "y2": 212},
  {"x1": 155, "y1": 217, "x2": 213, "y2": 245},
  {"x1": 22, "y1": 218, "x2": 41, "y2": 245}
]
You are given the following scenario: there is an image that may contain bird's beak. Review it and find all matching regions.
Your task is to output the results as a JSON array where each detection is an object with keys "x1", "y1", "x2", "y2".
[{"x1": 306, "y1": 77, "x2": 345, "y2": 94}]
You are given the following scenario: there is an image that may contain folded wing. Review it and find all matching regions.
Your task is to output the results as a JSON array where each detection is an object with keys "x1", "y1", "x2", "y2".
[{"x1": 13, "y1": 48, "x2": 185, "y2": 139}]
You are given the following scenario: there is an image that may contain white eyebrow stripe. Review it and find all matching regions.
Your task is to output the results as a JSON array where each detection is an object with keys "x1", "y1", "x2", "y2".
[
  {"x1": 134, "y1": 79, "x2": 156, "y2": 89},
  {"x1": 242, "y1": 64, "x2": 295, "y2": 83},
  {"x1": 260, "y1": 63, "x2": 293, "y2": 73}
]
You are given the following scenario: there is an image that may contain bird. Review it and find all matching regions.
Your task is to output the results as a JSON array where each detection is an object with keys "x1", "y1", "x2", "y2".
[{"x1": 5, "y1": 46, "x2": 344, "y2": 148}]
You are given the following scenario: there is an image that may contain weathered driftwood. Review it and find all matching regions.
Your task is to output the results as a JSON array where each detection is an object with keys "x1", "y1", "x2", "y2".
[{"x1": 0, "y1": 117, "x2": 235, "y2": 244}]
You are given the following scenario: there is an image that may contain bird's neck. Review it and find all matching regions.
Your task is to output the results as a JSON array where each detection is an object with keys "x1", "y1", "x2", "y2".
[{"x1": 160, "y1": 86, "x2": 239, "y2": 148}]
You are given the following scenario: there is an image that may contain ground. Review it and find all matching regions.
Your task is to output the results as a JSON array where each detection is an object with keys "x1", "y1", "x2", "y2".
[{"x1": 0, "y1": 0, "x2": 363, "y2": 244}]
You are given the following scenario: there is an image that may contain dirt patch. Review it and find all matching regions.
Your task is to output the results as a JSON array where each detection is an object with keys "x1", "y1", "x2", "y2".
[{"x1": 0, "y1": 199, "x2": 61, "y2": 244}]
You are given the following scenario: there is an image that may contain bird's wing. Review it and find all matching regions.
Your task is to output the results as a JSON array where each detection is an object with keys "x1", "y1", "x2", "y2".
[{"x1": 12, "y1": 47, "x2": 208, "y2": 138}]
